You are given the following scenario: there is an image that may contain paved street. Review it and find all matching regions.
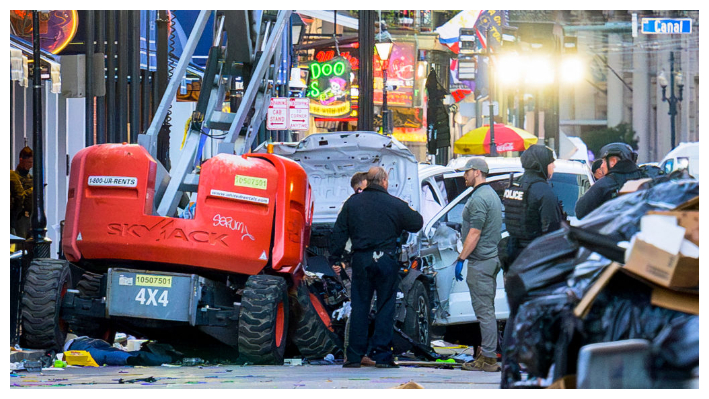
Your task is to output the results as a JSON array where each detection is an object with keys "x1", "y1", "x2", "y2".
[{"x1": 10, "y1": 364, "x2": 501, "y2": 389}]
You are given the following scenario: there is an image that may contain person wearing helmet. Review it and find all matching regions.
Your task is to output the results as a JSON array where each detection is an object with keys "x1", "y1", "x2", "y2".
[
  {"x1": 575, "y1": 142, "x2": 645, "y2": 219},
  {"x1": 503, "y1": 144, "x2": 562, "y2": 265},
  {"x1": 591, "y1": 158, "x2": 605, "y2": 181}
]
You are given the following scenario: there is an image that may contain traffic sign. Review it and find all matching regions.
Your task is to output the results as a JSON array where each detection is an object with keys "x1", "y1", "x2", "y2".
[
  {"x1": 288, "y1": 98, "x2": 310, "y2": 131},
  {"x1": 641, "y1": 18, "x2": 692, "y2": 34},
  {"x1": 266, "y1": 98, "x2": 288, "y2": 130}
]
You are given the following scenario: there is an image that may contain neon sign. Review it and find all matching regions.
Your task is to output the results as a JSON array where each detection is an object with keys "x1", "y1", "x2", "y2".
[
  {"x1": 314, "y1": 50, "x2": 360, "y2": 70},
  {"x1": 307, "y1": 56, "x2": 352, "y2": 117}
]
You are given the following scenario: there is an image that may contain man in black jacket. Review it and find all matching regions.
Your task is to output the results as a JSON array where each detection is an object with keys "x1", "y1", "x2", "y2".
[
  {"x1": 329, "y1": 166, "x2": 423, "y2": 368},
  {"x1": 503, "y1": 144, "x2": 562, "y2": 265},
  {"x1": 575, "y1": 143, "x2": 644, "y2": 219}
]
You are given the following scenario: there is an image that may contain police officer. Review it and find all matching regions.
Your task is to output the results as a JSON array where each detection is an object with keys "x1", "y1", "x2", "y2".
[
  {"x1": 591, "y1": 158, "x2": 605, "y2": 181},
  {"x1": 329, "y1": 166, "x2": 423, "y2": 368},
  {"x1": 453, "y1": 158, "x2": 502, "y2": 372},
  {"x1": 503, "y1": 144, "x2": 562, "y2": 264},
  {"x1": 10, "y1": 170, "x2": 29, "y2": 235},
  {"x1": 575, "y1": 142, "x2": 644, "y2": 219},
  {"x1": 14, "y1": 147, "x2": 33, "y2": 238}
]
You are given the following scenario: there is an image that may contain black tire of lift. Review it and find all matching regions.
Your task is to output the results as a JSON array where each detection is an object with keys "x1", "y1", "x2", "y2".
[
  {"x1": 21, "y1": 259, "x2": 73, "y2": 351},
  {"x1": 237, "y1": 275, "x2": 289, "y2": 365},
  {"x1": 291, "y1": 283, "x2": 342, "y2": 359}
]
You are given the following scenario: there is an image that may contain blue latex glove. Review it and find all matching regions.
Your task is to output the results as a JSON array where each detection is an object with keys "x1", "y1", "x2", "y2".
[{"x1": 454, "y1": 259, "x2": 465, "y2": 281}]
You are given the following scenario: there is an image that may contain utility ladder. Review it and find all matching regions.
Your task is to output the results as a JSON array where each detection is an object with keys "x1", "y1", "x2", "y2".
[{"x1": 138, "y1": 10, "x2": 293, "y2": 217}]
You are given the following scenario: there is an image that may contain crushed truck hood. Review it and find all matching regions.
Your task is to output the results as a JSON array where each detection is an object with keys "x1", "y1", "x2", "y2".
[{"x1": 256, "y1": 132, "x2": 420, "y2": 225}]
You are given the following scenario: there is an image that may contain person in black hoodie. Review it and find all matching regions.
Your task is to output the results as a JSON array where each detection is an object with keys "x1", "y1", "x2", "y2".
[
  {"x1": 575, "y1": 142, "x2": 644, "y2": 219},
  {"x1": 503, "y1": 144, "x2": 562, "y2": 264}
]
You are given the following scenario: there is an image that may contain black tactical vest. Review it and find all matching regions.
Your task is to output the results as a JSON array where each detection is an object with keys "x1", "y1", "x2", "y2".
[
  {"x1": 606, "y1": 168, "x2": 648, "y2": 200},
  {"x1": 503, "y1": 181, "x2": 543, "y2": 246}
]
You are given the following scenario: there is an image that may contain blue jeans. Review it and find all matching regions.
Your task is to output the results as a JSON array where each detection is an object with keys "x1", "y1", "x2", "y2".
[
  {"x1": 68, "y1": 337, "x2": 172, "y2": 366},
  {"x1": 346, "y1": 251, "x2": 400, "y2": 364}
]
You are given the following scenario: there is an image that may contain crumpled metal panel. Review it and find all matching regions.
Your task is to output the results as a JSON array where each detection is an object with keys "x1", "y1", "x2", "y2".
[{"x1": 257, "y1": 131, "x2": 420, "y2": 226}]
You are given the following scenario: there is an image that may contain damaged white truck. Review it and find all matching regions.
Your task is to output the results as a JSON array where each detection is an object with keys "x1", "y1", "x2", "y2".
[{"x1": 259, "y1": 131, "x2": 510, "y2": 357}]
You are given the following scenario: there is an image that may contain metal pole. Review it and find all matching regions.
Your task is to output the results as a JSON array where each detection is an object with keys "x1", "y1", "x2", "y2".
[
  {"x1": 142, "y1": 11, "x2": 151, "y2": 132},
  {"x1": 118, "y1": 10, "x2": 129, "y2": 143},
  {"x1": 382, "y1": 66, "x2": 389, "y2": 134},
  {"x1": 669, "y1": 52, "x2": 676, "y2": 149},
  {"x1": 30, "y1": 10, "x2": 48, "y2": 245},
  {"x1": 96, "y1": 10, "x2": 106, "y2": 144},
  {"x1": 357, "y1": 10, "x2": 375, "y2": 131},
  {"x1": 534, "y1": 88, "x2": 540, "y2": 137},
  {"x1": 488, "y1": 27, "x2": 497, "y2": 156},
  {"x1": 106, "y1": 10, "x2": 116, "y2": 142},
  {"x1": 85, "y1": 9, "x2": 95, "y2": 146},
  {"x1": 130, "y1": 10, "x2": 141, "y2": 142}
]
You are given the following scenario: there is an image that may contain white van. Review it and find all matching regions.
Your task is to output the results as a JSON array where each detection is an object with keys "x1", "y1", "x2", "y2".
[{"x1": 659, "y1": 142, "x2": 699, "y2": 179}]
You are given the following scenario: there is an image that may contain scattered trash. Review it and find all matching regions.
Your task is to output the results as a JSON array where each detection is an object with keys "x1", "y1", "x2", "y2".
[
  {"x1": 323, "y1": 354, "x2": 335, "y2": 364},
  {"x1": 118, "y1": 376, "x2": 157, "y2": 384},
  {"x1": 125, "y1": 339, "x2": 148, "y2": 352},
  {"x1": 283, "y1": 358, "x2": 303, "y2": 366},
  {"x1": 53, "y1": 360, "x2": 68, "y2": 368},
  {"x1": 64, "y1": 351, "x2": 100, "y2": 367},
  {"x1": 451, "y1": 353, "x2": 475, "y2": 363},
  {"x1": 182, "y1": 357, "x2": 205, "y2": 367},
  {"x1": 23, "y1": 360, "x2": 43, "y2": 372},
  {"x1": 10, "y1": 362, "x2": 24, "y2": 372}
]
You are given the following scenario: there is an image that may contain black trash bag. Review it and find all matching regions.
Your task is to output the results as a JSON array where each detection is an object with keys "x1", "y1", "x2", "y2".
[
  {"x1": 576, "y1": 179, "x2": 698, "y2": 241},
  {"x1": 501, "y1": 294, "x2": 572, "y2": 387},
  {"x1": 500, "y1": 179, "x2": 698, "y2": 388},
  {"x1": 652, "y1": 315, "x2": 699, "y2": 379},
  {"x1": 581, "y1": 273, "x2": 687, "y2": 342},
  {"x1": 505, "y1": 226, "x2": 578, "y2": 313},
  {"x1": 576, "y1": 273, "x2": 696, "y2": 386},
  {"x1": 564, "y1": 248, "x2": 614, "y2": 301}
]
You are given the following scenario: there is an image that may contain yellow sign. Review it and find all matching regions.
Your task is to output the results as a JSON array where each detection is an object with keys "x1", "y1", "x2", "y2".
[
  {"x1": 310, "y1": 102, "x2": 351, "y2": 117},
  {"x1": 393, "y1": 130, "x2": 427, "y2": 143},
  {"x1": 136, "y1": 274, "x2": 173, "y2": 288},
  {"x1": 234, "y1": 175, "x2": 268, "y2": 190}
]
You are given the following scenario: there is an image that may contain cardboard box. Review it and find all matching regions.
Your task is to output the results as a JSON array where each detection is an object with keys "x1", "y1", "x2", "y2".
[
  {"x1": 624, "y1": 238, "x2": 698, "y2": 289},
  {"x1": 650, "y1": 285, "x2": 699, "y2": 315},
  {"x1": 673, "y1": 196, "x2": 699, "y2": 211},
  {"x1": 647, "y1": 210, "x2": 699, "y2": 245},
  {"x1": 618, "y1": 178, "x2": 652, "y2": 195}
]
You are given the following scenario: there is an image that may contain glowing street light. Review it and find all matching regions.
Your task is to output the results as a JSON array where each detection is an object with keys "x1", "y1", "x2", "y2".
[
  {"x1": 375, "y1": 35, "x2": 394, "y2": 135},
  {"x1": 524, "y1": 56, "x2": 554, "y2": 86},
  {"x1": 496, "y1": 52, "x2": 522, "y2": 86},
  {"x1": 560, "y1": 56, "x2": 585, "y2": 84}
]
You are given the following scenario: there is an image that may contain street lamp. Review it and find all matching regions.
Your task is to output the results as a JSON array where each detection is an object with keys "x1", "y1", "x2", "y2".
[
  {"x1": 291, "y1": 13, "x2": 305, "y2": 46},
  {"x1": 375, "y1": 35, "x2": 394, "y2": 134},
  {"x1": 658, "y1": 52, "x2": 684, "y2": 149}
]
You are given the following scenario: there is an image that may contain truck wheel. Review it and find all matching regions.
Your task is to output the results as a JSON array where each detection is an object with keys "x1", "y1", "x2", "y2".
[
  {"x1": 291, "y1": 283, "x2": 342, "y2": 359},
  {"x1": 401, "y1": 280, "x2": 431, "y2": 348},
  {"x1": 21, "y1": 259, "x2": 73, "y2": 351},
  {"x1": 70, "y1": 272, "x2": 115, "y2": 343},
  {"x1": 238, "y1": 275, "x2": 289, "y2": 365}
]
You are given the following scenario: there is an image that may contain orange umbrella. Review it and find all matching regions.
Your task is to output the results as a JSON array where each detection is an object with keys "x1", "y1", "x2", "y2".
[{"x1": 454, "y1": 124, "x2": 538, "y2": 155}]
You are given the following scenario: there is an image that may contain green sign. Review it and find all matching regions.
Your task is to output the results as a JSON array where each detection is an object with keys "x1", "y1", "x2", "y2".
[{"x1": 307, "y1": 56, "x2": 352, "y2": 117}]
